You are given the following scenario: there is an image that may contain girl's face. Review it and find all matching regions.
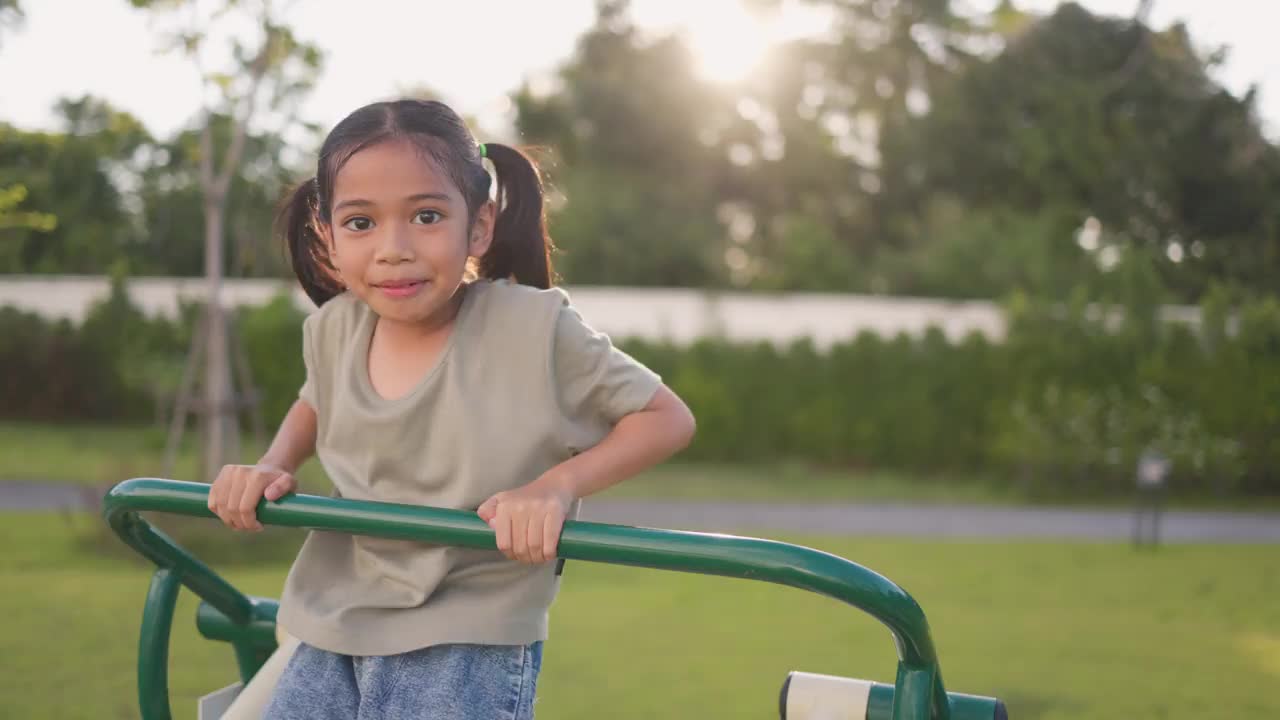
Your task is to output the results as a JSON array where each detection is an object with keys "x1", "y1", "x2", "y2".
[{"x1": 324, "y1": 138, "x2": 493, "y2": 327}]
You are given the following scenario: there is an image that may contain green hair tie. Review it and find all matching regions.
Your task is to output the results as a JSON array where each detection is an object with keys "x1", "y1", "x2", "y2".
[{"x1": 478, "y1": 143, "x2": 487, "y2": 158}]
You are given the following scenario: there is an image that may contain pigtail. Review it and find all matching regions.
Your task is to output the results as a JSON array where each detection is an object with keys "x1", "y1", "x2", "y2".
[
  {"x1": 480, "y1": 143, "x2": 556, "y2": 289},
  {"x1": 276, "y1": 177, "x2": 343, "y2": 307}
]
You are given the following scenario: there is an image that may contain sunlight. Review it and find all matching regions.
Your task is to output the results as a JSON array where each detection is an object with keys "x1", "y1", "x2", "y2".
[
  {"x1": 683, "y1": 1, "x2": 774, "y2": 83},
  {"x1": 632, "y1": 0, "x2": 832, "y2": 84}
]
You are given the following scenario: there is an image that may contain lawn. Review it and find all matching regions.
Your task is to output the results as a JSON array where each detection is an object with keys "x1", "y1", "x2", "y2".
[
  {"x1": 2, "y1": 513, "x2": 1277, "y2": 719},
  {"x1": 0, "y1": 421, "x2": 1016, "y2": 504},
  {"x1": 4, "y1": 421, "x2": 1276, "y2": 509}
]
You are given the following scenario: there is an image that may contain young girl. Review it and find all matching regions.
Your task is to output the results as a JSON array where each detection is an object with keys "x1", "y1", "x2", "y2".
[{"x1": 207, "y1": 98, "x2": 696, "y2": 719}]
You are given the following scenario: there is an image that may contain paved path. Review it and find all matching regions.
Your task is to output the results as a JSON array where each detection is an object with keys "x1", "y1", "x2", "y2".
[
  {"x1": 580, "y1": 499, "x2": 1280, "y2": 542},
  {"x1": 4, "y1": 480, "x2": 1278, "y2": 542},
  {"x1": 0, "y1": 480, "x2": 94, "y2": 511}
]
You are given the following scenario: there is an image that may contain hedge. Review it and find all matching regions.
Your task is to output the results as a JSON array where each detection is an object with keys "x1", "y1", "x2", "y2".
[{"x1": 3, "y1": 280, "x2": 1276, "y2": 495}]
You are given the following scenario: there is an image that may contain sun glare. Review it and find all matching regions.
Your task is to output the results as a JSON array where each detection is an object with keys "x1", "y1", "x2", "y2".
[
  {"x1": 683, "y1": 1, "x2": 774, "y2": 83},
  {"x1": 653, "y1": 0, "x2": 832, "y2": 84}
]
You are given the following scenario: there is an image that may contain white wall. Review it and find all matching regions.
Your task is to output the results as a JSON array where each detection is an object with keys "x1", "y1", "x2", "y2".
[{"x1": 0, "y1": 275, "x2": 1203, "y2": 348}]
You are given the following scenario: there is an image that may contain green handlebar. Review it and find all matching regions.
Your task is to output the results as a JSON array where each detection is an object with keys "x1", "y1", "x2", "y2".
[{"x1": 104, "y1": 477, "x2": 1001, "y2": 720}]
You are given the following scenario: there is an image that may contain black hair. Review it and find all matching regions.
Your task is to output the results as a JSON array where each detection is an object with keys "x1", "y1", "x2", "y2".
[{"x1": 277, "y1": 99, "x2": 555, "y2": 306}]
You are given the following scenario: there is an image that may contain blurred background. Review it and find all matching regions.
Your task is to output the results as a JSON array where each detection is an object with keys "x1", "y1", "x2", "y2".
[{"x1": 0, "y1": 0, "x2": 1277, "y2": 718}]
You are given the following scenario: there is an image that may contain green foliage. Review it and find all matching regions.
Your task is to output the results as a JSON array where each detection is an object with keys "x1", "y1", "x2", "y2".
[
  {"x1": 136, "y1": 112, "x2": 301, "y2": 277},
  {"x1": 516, "y1": 3, "x2": 870, "y2": 291},
  {"x1": 626, "y1": 289, "x2": 1278, "y2": 494},
  {"x1": 0, "y1": 183, "x2": 55, "y2": 231},
  {"x1": 4, "y1": 0, "x2": 1278, "y2": 496},
  {"x1": 874, "y1": 198, "x2": 1089, "y2": 298},
  {"x1": 0, "y1": 275, "x2": 187, "y2": 422},
  {"x1": 0, "y1": 122, "x2": 136, "y2": 272},
  {"x1": 235, "y1": 292, "x2": 306, "y2": 426},
  {"x1": 0, "y1": 308, "x2": 126, "y2": 421},
  {"x1": 7, "y1": 285, "x2": 1279, "y2": 494},
  {"x1": 510, "y1": 1, "x2": 1280, "y2": 299},
  {"x1": 880, "y1": 2, "x2": 1280, "y2": 301},
  {"x1": 0, "y1": 102, "x2": 303, "y2": 277},
  {"x1": 549, "y1": 169, "x2": 728, "y2": 287},
  {"x1": 6, "y1": 1, "x2": 1279, "y2": 304},
  {"x1": 749, "y1": 214, "x2": 860, "y2": 292},
  {"x1": 0, "y1": 0, "x2": 321, "y2": 278},
  {"x1": 622, "y1": 329, "x2": 1007, "y2": 472}
]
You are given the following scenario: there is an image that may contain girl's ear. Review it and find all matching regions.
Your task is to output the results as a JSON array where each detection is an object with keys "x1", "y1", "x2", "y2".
[{"x1": 468, "y1": 201, "x2": 496, "y2": 259}]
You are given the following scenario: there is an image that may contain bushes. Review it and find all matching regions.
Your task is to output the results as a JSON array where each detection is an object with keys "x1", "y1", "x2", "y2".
[
  {"x1": 621, "y1": 294, "x2": 1278, "y2": 495},
  {"x1": 4, "y1": 283, "x2": 1279, "y2": 495},
  {"x1": 0, "y1": 307, "x2": 135, "y2": 421},
  {"x1": 0, "y1": 274, "x2": 184, "y2": 422},
  {"x1": 236, "y1": 293, "x2": 306, "y2": 428}
]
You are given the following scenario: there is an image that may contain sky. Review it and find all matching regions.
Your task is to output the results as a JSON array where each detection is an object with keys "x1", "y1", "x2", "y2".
[{"x1": 0, "y1": 0, "x2": 1276, "y2": 141}]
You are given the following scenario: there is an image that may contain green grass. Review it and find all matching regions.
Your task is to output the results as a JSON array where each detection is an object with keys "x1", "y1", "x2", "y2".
[
  {"x1": 0, "y1": 421, "x2": 1014, "y2": 503},
  {"x1": 0, "y1": 420, "x2": 336, "y2": 494},
  {"x1": 2, "y1": 513, "x2": 1277, "y2": 719},
  {"x1": 6, "y1": 421, "x2": 1279, "y2": 509}
]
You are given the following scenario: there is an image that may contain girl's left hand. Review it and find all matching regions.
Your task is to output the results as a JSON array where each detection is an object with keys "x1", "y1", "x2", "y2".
[{"x1": 477, "y1": 478, "x2": 575, "y2": 564}]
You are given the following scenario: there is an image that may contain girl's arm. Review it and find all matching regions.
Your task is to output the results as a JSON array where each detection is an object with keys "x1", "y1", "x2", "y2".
[
  {"x1": 538, "y1": 385, "x2": 695, "y2": 499},
  {"x1": 208, "y1": 398, "x2": 318, "y2": 531},
  {"x1": 258, "y1": 398, "x2": 319, "y2": 476},
  {"x1": 479, "y1": 385, "x2": 695, "y2": 562}
]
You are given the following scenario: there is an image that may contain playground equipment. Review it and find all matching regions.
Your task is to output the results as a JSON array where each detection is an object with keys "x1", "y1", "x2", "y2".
[{"x1": 104, "y1": 478, "x2": 1008, "y2": 719}]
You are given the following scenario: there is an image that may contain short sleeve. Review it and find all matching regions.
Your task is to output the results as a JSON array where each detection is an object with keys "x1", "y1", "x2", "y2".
[
  {"x1": 298, "y1": 312, "x2": 319, "y2": 409},
  {"x1": 553, "y1": 303, "x2": 662, "y2": 452}
]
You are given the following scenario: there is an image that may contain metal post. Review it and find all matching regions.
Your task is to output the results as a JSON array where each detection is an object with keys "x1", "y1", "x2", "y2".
[
  {"x1": 1133, "y1": 448, "x2": 1169, "y2": 548},
  {"x1": 138, "y1": 568, "x2": 181, "y2": 720}
]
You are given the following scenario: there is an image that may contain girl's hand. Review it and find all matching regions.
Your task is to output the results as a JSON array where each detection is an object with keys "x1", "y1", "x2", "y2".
[
  {"x1": 208, "y1": 463, "x2": 297, "y2": 532},
  {"x1": 477, "y1": 478, "x2": 574, "y2": 564}
]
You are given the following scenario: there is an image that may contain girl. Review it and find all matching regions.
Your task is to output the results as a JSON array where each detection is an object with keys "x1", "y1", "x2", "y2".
[{"x1": 207, "y1": 99, "x2": 696, "y2": 719}]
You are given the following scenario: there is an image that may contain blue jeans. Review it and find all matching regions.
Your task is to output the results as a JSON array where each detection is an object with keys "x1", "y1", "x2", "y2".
[{"x1": 263, "y1": 641, "x2": 543, "y2": 719}]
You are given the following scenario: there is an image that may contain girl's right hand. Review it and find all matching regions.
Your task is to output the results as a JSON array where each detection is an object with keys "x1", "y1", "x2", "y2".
[{"x1": 208, "y1": 464, "x2": 297, "y2": 531}]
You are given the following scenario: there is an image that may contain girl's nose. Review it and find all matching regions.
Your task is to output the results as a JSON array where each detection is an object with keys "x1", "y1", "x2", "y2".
[{"x1": 375, "y1": 224, "x2": 415, "y2": 264}]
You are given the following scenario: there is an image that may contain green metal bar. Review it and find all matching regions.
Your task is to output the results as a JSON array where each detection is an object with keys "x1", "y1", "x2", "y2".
[
  {"x1": 195, "y1": 598, "x2": 278, "y2": 650},
  {"x1": 104, "y1": 478, "x2": 938, "y2": 665},
  {"x1": 893, "y1": 664, "x2": 939, "y2": 720},
  {"x1": 195, "y1": 598, "x2": 280, "y2": 682},
  {"x1": 867, "y1": 684, "x2": 1009, "y2": 720},
  {"x1": 108, "y1": 500, "x2": 253, "y2": 625},
  {"x1": 138, "y1": 568, "x2": 180, "y2": 720},
  {"x1": 103, "y1": 477, "x2": 1003, "y2": 719}
]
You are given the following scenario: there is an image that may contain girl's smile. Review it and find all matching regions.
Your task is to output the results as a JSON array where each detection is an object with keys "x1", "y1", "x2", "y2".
[{"x1": 373, "y1": 278, "x2": 429, "y2": 298}]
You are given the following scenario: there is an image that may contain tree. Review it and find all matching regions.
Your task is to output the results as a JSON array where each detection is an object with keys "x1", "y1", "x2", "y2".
[
  {"x1": 878, "y1": 2, "x2": 1280, "y2": 301},
  {"x1": 515, "y1": 0, "x2": 991, "y2": 292},
  {"x1": 0, "y1": 96, "x2": 295, "y2": 278},
  {"x1": 515, "y1": 1, "x2": 878, "y2": 290},
  {"x1": 0, "y1": 184, "x2": 55, "y2": 233},
  {"x1": 130, "y1": 0, "x2": 322, "y2": 481},
  {"x1": 137, "y1": 113, "x2": 301, "y2": 278},
  {"x1": 514, "y1": 2, "x2": 736, "y2": 287},
  {"x1": 773, "y1": 0, "x2": 992, "y2": 250},
  {"x1": 0, "y1": 1, "x2": 58, "y2": 240},
  {"x1": 0, "y1": 118, "x2": 136, "y2": 272}
]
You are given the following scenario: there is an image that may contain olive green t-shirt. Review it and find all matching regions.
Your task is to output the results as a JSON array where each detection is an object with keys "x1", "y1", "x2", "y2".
[{"x1": 278, "y1": 279, "x2": 661, "y2": 656}]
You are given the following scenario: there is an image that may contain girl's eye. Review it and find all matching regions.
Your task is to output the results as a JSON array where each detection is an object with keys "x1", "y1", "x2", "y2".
[
  {"x1": 342, "y1": 216, "x2": 373, "y2": 232},
  {"x1": 412, "y1": 210, "x2": 442, "y2": 225}
]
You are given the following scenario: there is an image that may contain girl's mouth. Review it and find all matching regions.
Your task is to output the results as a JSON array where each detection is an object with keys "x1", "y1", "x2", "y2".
[{"x1": 374, "y1": 280, "x2": 426, "y2": 298}]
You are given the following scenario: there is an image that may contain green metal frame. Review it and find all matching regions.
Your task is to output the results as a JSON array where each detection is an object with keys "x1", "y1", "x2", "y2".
[{"x1": 104, "y1": 477, "x2": 1005, "y2": 720}]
